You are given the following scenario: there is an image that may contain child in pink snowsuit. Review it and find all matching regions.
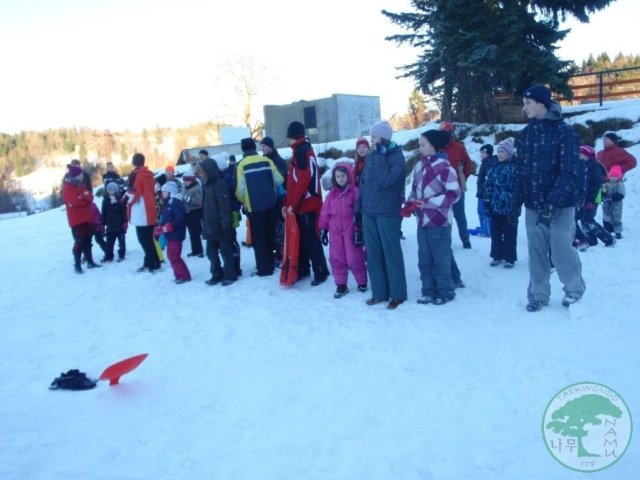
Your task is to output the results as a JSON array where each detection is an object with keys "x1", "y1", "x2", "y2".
[{"x1": 319, "y1": 163, "x2": 368, "y2": 298}]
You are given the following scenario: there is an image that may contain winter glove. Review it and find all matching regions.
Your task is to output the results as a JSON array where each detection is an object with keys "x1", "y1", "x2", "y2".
[
  {"x1": 611, "y1": 192, "x2": 625, "y2": 202},
  {"x1": 353, "y1": 212, "x2": 362, "y2": 229},
  {"x1": 353, "y1": 229, "x2": 364, "y2": 246},
  {"x1": 400, "y1": 200, "x2": 420, "y2": 218},
  {"x1": 320, "y1": 229, "x2": 329, "y2": 246},
  {"x1": 584, "y1": 202, "x2": 596, "y2": 211},
  {"x1": 536, "y1": 204, "x2": 554, "y2": 227},
  {"x1": 232, "y1": 210, "x2": 241, "y2": 229},
  {"x1": 153, "y1": 226, "x2": 164, "y2": 237}
]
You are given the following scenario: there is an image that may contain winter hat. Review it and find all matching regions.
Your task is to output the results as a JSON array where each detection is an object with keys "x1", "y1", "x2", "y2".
[
  {"x1": 421, "y1": 130, "x2": 450, "y2": 151},
  {"x1": 356, "y1": 137, "x2": 370, "y2": 149},
  {"x1": 609, "y1": 165, "x2": 622, "y2": 180},
  {"x1": 132, "y1": 152, "x2": 145, "y2": 167},
  {"x1": 161, "y1": 181, "x2": 178, "y2": 196},
  {"x1": 198, "y1": 149, "x2": 209, "y2": 156},
  {"x1": 240, "y1": 137, "x2": 257, "y2": 152},
  {"x1": 523, "y1": 84, "x2": 552, "y2": 108},
  {"x1": 68, "y1": 165, "x2": 83, "y2": 178},
  {"x1": 439, "y1": 121, "x2": 455, "y2": 133},
  {"x1": 479, "y1": 144, "x2": 494, "y2": 156},
  {"x1": 286, "y1": 121, "x2": 306, "y2": 139},
  {"x1": 165, "y1": 165, "x2": 175, "y2": 174},
  {"x1": 182, "y1": 172, "x2": 196, "y2": 182},
  {"x1": 106, "y1": 182, "x2": 120, "y2": 193},
  {"x1": 260, "y1": 136, "x2": 275, "y2": 149},
  {"x1": 580, "y1": 145, "x2": 596, "y2": 159},
  {"x1": 370, "y1": 120, "x2": 393, "y2": 141},
  {"x1": 603, "y1": 131, "x2": 619, "y2": 143},
  {"x1": 497, "y1": 138, "x2": 515, "y2": 157}
]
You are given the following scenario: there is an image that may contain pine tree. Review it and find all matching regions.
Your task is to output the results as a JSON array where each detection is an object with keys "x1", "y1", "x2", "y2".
[{"x1": 382, "y1": 0, "x2": 615, "y2": 122}]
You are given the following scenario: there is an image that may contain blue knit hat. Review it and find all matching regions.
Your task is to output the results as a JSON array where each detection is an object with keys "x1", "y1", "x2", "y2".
[{"x1": 523, "y1": 84, "x2": 552, "y2": 108}]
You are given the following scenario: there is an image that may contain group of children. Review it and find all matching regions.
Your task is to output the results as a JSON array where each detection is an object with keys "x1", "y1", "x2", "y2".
[{"x1": 66, "y1": 126, "x2": 634, "y2": 309}]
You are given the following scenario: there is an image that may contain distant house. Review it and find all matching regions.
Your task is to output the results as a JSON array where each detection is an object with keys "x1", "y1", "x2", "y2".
[{"x1": 263, "y1": 94, "x2": 381, "y2": 148}]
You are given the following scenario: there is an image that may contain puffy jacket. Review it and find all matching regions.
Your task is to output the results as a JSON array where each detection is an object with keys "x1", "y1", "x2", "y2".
[
  {"x1": 319, "y1": 163, "x2": 359, "y2": 235},
  {"x1": 597, "y1": 144, "x2": 637, "y2": 175},
  {"x1": 101, "y1": 192, "x2": 128, "y2": 233},
  {"x1": 161, "y1": 196, "x2": 187, "y2": 242},
  {"x1": 408, "y1": 153, "x2": 461, "y2": 227},
  {"x1": 63, "y1": 180, "x2": 94, "y2": 227},
  {"x1": 584, "y1": 158, "x2": 607, "y2": 204},
  {"x1": 476, "y1": 155, "x2": 499, "y2": 198},
  {"x1": 357, "y1": 142, "x2": 406, "y2": 216},
  {"x1": 441, "y1": 139, "x2": 474, "y2": 189},
  {"x1": 484, "y1": 160, "x2": 517, "y2": 215}
]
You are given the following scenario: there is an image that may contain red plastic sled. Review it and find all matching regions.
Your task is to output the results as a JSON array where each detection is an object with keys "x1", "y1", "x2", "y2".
[
  {"x1": 279, "y1": 210, "x2": 300, "y2": 286},
  {"x1": 99, "y1": 353, "x2": 148, "y2": 386}
]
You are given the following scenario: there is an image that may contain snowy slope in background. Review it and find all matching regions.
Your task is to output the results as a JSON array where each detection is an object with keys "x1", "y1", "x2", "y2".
[{"x1": 1, "y1": 101, "x2": 639, "y2": 480}]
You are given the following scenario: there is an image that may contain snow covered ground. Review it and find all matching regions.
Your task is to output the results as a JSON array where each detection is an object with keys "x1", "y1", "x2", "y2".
[{"x1": 1, "y1": 100, "x2": 639, "y2": 479}]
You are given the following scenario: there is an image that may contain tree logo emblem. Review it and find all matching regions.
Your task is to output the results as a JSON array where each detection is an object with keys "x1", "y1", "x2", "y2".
[{"x1": 542, "y1": 382, "x2": 632, "y2": 472}]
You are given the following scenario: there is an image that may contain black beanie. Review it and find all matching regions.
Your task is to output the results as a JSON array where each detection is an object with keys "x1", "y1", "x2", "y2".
[
  {"x1": 132, "y1": 152, "x2": 145, "y2": 166},
  {"x1": 286, "y1": 121, "x2": 305, "y2": 139},
  {"x1": 198, "y1": 149, "x2": 209, "y2": 156},
  {"x1": 260, "y1": 136, "x2": 275, "y2": 149},
  {"x1": 241, "y1": 137, "x2": 257, "y2": 152},
  {"x1": 480, "y1": 144, "x2": 494, "y2": 155},
  {"x1": 603, "y1": 131, "x2": 619, "y2": 143},
  {"x1": 422, "y1": 130, "x2": 450, "y2": 151}
]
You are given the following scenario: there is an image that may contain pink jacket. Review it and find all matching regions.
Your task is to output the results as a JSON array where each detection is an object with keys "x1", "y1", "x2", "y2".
[{"x1": 319, "y1": 163, "x2": 359, "y2": 236}]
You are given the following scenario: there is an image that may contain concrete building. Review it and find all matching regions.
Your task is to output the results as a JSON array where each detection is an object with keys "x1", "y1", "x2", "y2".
[{"x1": 263, "y1": 94, "x2": 381, "y2": 148}]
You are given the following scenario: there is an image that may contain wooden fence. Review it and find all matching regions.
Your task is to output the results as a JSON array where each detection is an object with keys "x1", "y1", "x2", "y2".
[{"x1": 564, "y1": 66, "x2": 640, "y2": 106}]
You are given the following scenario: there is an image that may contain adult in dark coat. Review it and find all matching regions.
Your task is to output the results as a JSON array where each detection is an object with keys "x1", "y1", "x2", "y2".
[
  {"x1": 197, "y1": 158, "x2": 237, "y2": 286},
  {"x1": 513, "y1": 84, "x2": 585, "y2": 312}
]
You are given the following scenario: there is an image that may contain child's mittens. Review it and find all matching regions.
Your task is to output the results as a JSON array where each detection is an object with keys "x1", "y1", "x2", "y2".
[
  {"x1": 320, "y1": 229, "x2": 329, "y2": 246},
  {"x1": 400, "y1": 200, "x2": 421, "y2": 218}
]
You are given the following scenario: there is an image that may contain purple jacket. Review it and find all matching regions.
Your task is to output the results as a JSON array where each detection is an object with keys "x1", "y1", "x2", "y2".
[
  {"x1": 319, "y1": 163, "x2": 359, "y2": 236},
  {"x1": 318, "y1": 163, "x2": 367, "y2": 286},
  {"x1": 408, "y1": 153, "x2": 461, "y2": 227}
]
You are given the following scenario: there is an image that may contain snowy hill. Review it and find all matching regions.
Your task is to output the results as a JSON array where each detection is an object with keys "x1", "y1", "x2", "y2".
[{"x1": 1, "y1": 100, "x2": 639, "y2": 480}]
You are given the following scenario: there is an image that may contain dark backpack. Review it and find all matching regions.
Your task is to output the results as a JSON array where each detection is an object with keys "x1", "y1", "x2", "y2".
[{"x1": 49, "y1": 369, "x2": 97, "y2": 390}]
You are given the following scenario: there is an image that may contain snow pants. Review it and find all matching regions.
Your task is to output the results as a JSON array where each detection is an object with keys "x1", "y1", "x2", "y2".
[
  {"x1": 362, "y1": 214, "x2": 407, "y2": 301},
  {"x1": 167, "y1": 239, "x2": 191, "y2": 281},
  {"x1": 417, "y1": 225, "x2": 455, "y2": 300},
  {"x1": 328, "y1": 227, "x2": 367, "y2": 286}
]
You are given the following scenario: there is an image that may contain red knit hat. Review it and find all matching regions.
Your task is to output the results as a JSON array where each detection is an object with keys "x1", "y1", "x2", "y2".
[
  {"x1": 439, "y1": 121, "x2": 455, "y2": 133},
  {"x1": 356, "y1": 137, "x2": 370, "y2": 148},
  {"x1": 579, "y1": 145, "x2": 596, "y2": 159}
]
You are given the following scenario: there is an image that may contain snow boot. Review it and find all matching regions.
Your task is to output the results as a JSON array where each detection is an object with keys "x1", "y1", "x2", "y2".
[{"x1": 334, "y1": 285, "x2": 349, "y2": 298}]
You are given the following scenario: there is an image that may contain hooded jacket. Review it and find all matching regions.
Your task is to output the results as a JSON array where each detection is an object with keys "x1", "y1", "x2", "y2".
[
  {"x1": 285, "y1": 138, "x2": 323, "y2": 214},
  {"x1": 319, "y1": 163, "x2": 360, "y2": 236},
  {"x1": 199, "y1": 158, "x2": 233, "y2": 241},
  {"x1": 597, "y1": 144, "x2": 637, "y2": 175},
  {"x1": 514, "y1": 101, "x2": 583, "y2": 211},
  {"x1": 356, "y1": 141, "x2": 406, "y2": 216}
]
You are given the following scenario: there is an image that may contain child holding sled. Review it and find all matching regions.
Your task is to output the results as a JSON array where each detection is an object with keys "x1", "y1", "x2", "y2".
[{"x1": 319, "y1": 163, "x2": 367, "y2": 298}]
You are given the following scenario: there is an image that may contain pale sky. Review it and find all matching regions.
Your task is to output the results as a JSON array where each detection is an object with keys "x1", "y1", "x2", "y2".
[{"x1": 0, "y1": 0, "x2": 637, "y2": 134}]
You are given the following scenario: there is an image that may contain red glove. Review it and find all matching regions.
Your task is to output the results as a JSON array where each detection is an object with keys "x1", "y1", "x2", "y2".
[
  {"x1": 163, "y1": 222, "x2": 174, "y2": 233},
  {"x1": 153, "y1": 226, "x2": 164, "y2": 237},
  {"x1": 400, "y1": 200, "x2": 421, "y2": 218}
]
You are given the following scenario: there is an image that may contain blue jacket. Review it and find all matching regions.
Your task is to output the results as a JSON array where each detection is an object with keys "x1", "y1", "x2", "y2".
[
  {"x1": 357, "y1": 141, "x2": 406, "y2": 216},
  {"x1": 484, "y1": 160, "x2": 517, "y2": 215},
  {"x1": 514, "y1": 102, "x2": 583, "y2": 211},
  {"x1": 162, "y1": 196, "x2": 187, "y2": 242}
]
